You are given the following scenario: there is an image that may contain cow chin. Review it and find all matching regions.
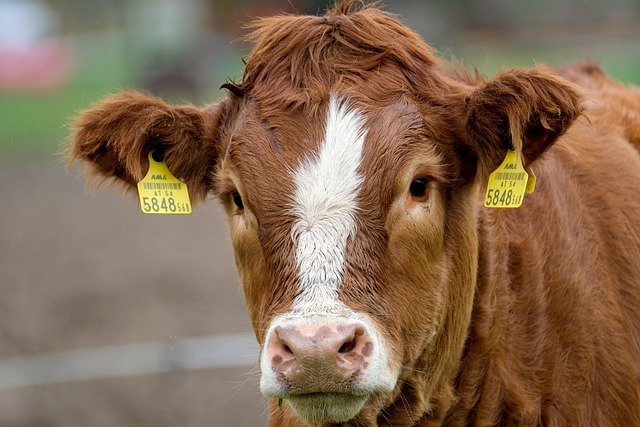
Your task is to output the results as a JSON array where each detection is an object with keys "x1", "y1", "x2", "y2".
[{"x1": 287, "y1": 393, "x2": 368, "y2": 424}]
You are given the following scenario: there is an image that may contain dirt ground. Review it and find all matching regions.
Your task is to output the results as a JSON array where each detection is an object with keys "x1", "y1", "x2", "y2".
[{"x1": 0, "y1": 152, "x2": 267, "y2": 426}]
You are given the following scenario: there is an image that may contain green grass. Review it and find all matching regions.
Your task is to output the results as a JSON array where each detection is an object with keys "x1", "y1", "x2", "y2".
[
  {"x1": 453, "y1": 38, "x2": 640, "y2": 85},
  {"x1": 0, "y1": 34, "x2": 244, "y2": 155},
  {"x1": 0, "y1": 37, "x2": 132, "y2": 154},
  {"x1": 1, "y1": 84, "x2": 120, "y2": 153}
]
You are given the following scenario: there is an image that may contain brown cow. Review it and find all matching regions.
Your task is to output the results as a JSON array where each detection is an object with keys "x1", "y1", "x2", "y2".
[{"x1": 68, "y1": 1, "x2": 640, "y2": 425}]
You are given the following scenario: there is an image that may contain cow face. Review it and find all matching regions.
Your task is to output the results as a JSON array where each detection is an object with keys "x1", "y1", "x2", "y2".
[
  {"x1": 69, "y1": 3, "x2": 581, "y2": 425},
  {"x1": 214, "y1": 92, "x2": 475, "y2": 423}
]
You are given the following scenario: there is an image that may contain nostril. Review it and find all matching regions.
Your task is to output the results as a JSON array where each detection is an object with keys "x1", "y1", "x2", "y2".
[
  {"x1": 338, "y1": 338, "x2": 356, "y2": 354},
  {"x1": 270, "y1": 329, "x2": 299, "y2": 378},
  {"x1": 281, "y1": 343, "x2": 293, "y2": 355},
  {"x1": 338, "y1": 326, "x2": 367, "y2": 354},
  {"x1": 270, "y1": 327, "x2": 296, "y2": 361}
]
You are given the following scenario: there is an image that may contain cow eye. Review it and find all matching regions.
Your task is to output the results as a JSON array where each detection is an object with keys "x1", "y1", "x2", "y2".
[
  {"x1": 409, "y1": 178, "x2": 428, "y2": 198},
  {"x1": 232, "y1": 192, "x2": 244, "y2": 210}
]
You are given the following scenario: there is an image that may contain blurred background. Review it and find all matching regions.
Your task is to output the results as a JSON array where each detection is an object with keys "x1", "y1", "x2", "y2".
[{"x1": 1, "y1": 0, "x2": 638, "y2": 426}]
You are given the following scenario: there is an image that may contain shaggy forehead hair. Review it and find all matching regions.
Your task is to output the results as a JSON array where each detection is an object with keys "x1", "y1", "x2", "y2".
[
  {"x1": 222, "y1": 0, "x2": 448, "y2": 108},
  {"x1": 217, "y1": 0, "x2": 473, "y2": 192}
]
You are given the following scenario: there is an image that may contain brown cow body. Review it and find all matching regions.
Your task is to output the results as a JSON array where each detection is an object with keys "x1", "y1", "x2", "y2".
[
  {"x1": 69, "y1": 2, "x2": 640, "y2": 425},
  {"x1": 451, "y1": 82, "x2": 640, "y2": 425}
]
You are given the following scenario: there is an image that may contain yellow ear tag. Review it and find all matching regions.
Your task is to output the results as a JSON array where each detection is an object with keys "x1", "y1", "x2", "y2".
[
  {"x1": 484, "y1": 150, "x2": 529, "y2": 208},
  {"x1": 525, "y1": 170, "x2": 537, "y2": 194},
  {"x1": 137, "y1": 152, "x2": 192, "y2": 214}
]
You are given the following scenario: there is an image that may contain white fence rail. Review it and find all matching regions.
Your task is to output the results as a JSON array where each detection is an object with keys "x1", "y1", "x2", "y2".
[{"x1": 0, "y1": 332, "x2": 259, "y2": 390}]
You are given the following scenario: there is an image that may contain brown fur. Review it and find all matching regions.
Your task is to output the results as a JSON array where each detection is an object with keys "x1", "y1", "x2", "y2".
[{"x1": 68, "y1": 1, "x2": 640, "y2": 425}]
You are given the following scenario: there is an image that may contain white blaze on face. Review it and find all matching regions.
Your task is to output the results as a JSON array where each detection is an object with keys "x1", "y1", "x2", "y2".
[
  {"x1": 288, "y1": 96, "x2": 366, "y2": 315},
  {"x1": 260, "y1": 95, "x2": 397, "y2": 399}
]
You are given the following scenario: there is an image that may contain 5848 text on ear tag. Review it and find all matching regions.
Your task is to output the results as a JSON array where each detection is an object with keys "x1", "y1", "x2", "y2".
[
  {"x1": 484, "y1": 150, "x2": 529, "y2": 208},
  {"x1": 137, "y1": 152, "x2": 192, "y2": 214}
]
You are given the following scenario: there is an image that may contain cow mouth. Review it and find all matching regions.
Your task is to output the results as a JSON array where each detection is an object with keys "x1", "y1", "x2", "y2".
[{"x1": 285, "y1": 392, "x2": 369, "y2": 424}]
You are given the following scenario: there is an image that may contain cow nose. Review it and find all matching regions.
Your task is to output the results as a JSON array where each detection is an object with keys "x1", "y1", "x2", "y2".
[{"x1": 267, "y1": 323, "x2": 372, "y2": 394}]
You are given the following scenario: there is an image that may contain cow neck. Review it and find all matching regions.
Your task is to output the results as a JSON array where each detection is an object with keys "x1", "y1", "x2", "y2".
[{"x1": 447, "y1": 204, "x2": 540, "y2": 424}]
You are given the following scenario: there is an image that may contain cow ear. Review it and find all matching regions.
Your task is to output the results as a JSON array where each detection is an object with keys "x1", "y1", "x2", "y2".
[
  {"x1": 69, "y1": 91, "x2": 227, "y2": 203},
  {"x1": 462, "y1": 69, "x2": 582, "y2": 179}
]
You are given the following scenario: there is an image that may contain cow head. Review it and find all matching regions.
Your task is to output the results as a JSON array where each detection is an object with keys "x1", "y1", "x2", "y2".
[{"x1": 69, "y1": 2, "x2": 581, "y2": 424}]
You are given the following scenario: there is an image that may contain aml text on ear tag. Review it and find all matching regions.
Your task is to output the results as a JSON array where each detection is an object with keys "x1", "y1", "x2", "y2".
[
  {"x1": 484, "y1": 150, "x2": 529, "y2": 208},
  {"x1": 136, "y1": 152, "x2": 192, "y2": 215}
]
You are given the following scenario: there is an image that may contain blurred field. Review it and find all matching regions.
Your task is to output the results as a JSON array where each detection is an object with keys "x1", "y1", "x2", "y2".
[
  {"x1": 1, "y1": 0, "x2": 639, "y2": 426},
  {"x1": 0, "y1": 153, "x2": 267, "y2": 425}
]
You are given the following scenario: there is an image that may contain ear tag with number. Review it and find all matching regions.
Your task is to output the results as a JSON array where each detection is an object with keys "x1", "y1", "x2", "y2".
[
  {"x1": 137, "y1": 152, "x2": 192, "y2": 215},
  {"x1": 484, "y1": 150, "x2": 529, "y2": 208}
]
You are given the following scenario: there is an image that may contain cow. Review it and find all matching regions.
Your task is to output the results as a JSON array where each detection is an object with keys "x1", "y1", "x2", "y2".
[{"x1": 68, "y1": 1, "x2": 640, "y2": 425}]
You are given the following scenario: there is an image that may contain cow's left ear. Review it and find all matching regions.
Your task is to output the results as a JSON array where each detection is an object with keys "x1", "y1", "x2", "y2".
[
  {"x1": 69, "y1": 91, "x2": 229, "y2": 203},
  {"x1": 462, "y1": 69, "x2": 582, "y2": 178}
]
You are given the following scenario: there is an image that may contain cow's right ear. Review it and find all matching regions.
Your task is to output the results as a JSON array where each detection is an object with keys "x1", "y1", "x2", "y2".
[
  {"x1": 69, "y1": 91, "x2": 227, "y2": 203},
  {"x1": 459, "y1": 69, "x2": 582, "y2": 180}
]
